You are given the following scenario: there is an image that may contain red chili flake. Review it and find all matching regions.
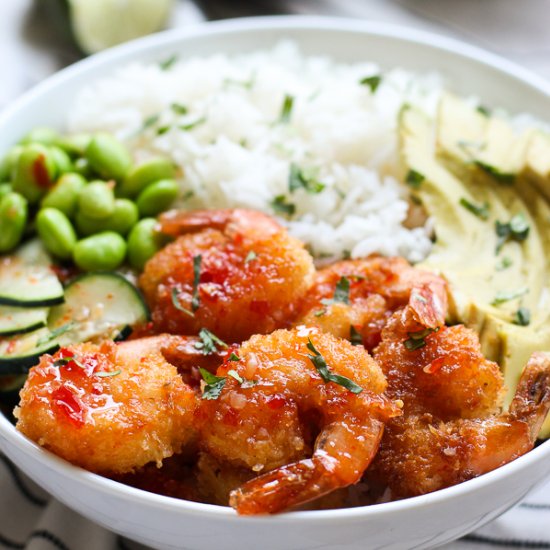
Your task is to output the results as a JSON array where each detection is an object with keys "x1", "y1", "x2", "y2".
[
  {"x1": 51, "y1": 386, "x2": 85, "y2": 427},
  {"x1": 266, "y1": 394, "x2": 286, "y2": 410},
  {"x1": 424, "y1": 356, "x2": 445, "y2": 374}
]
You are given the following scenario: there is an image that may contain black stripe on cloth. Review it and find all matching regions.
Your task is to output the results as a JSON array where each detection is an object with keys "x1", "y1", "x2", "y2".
[
  {"x1": 520, "y1": 503, "x2": 550, "y2": 511},
  {"x1": 29, "y1": 530, "x2": 71, "y2": 550},
  {"x1": 463, "y1": 534, "x2": 550, "y2": 548},
  {"x1": 0, "y1": 532, "x2": 24, "y2": 549},
  {"x1": 0, "y1": 455, "x2": 48, "y2": 507}
]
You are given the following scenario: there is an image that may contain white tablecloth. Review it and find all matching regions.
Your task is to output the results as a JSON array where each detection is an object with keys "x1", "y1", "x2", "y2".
[{"x1": 1, "y1": 1, "x2": 549, "y2": 548}]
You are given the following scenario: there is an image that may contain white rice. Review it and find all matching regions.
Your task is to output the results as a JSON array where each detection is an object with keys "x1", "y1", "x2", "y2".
[{"x1": 68, "y1": 41, "x2": 445, "y2": 262}]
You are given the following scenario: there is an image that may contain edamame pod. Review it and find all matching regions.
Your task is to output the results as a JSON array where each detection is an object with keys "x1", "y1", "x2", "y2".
[
  {"x1": 36, "y1": 208, "x2": 77, "y2": 260},
  {"x1": 120, "y1": 157, "x2": 177, "y2": 197},
  {"x1": 127, "y1": 218, "x2": 161, "y2": 271},
  {"x1": 74, "y1": 157, "x2": 94, "y2": 178},
  {"x1": 12, "y1": 144, "x2": 57, "y2": 203},
  {"x1": 73, "y1": 231, "x2": 127, "y2": 271},
  {"x1": 85, "y1": 133, "x2": 132, "y2": 181},
  {"x1": 136, "y1": 179, "x2": 179, "y2": 217},
  {"x1": 78, "y1": 180, "x2": 115, "y2": 220},
  {"x1": 41, "y1": 173, "x2": 87, "y2": 218},
  {"x1": 0, "y1": 192, "x2": 28, "y2": 253}
]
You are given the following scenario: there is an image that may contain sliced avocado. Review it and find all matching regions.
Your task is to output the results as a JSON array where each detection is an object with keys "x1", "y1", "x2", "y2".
[{"x1": 399, "y1": 105, "x2": 550, "y2": 438}]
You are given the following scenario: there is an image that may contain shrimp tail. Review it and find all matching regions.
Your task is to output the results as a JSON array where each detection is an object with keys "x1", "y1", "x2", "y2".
[
  {"x1": 409, "y1": 280, "x2": 448, "y2": 329},
  {"x1": 230, "y1": 419, "x2": 386, "y2": 515},
  {"x1": 509, "y1": 352, "x2": 550, "y2": 442}
]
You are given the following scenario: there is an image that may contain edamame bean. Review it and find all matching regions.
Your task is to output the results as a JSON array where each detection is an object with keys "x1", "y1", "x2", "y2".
[
  {"x1": 36, "y1": 208, "x2": 77, "y2": 260},
  {"x1": 120, "y1": 158, "x2": 177, "y2": 198},
  {"x1": 0, "y1": 146, "x2": 23, "y2": 182},
  {"x1": 0, "y1": 192, "x2": 28, "y2": 253},
  {"x1": 50, "y1": 146, "x2": 73, "y2": 175},
  {"x1": 78, "y1": 180, "x2": 115, "y2": 220},
  {"x1": 76, "y1": 199, "x2": 138, "y2": 237},
  {"x1": 85, "y1": 133, "x2": 132, "y2": 182},
  {"x1": 55, "y1": 134, "x2": 91, "y2": 157},
  {"x1": 20, "y1": 127, "x2": 59, "y2": 146},
  {"x1": 41, "y1": 173, "x2": 87, "y2": 217},
  {"x1": 136, "y1": 179, "x2": 179, "y2": 217},
  {"x1": 127, "y1": 218, "x2": 161, "y2": 271},
  {"x1": 74, "y1": 157, "x2": 94, "y2": 178},
  {"x1": 73, "y1": 231, "x2": 127, "y2": 271},
  {"x1": 0, "y1": 183, "x2": 12, "y2": 201},
  {"x1": 12, "y1": 144, "x2": 57, "y2": 203}
]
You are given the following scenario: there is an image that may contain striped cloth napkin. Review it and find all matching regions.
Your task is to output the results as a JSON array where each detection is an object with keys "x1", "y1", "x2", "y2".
[{"x1": 0, "y1": 451, "x2": 549, "y2": 550}]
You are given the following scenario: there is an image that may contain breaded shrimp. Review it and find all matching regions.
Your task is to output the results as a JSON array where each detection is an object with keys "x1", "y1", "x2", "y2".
[
  {"x1": 371, "y1": 353, "x2": 550, "y2": 497},
  {"x1": 195, "y1": 327, "x2": 400, "y2": 514},
  {"x1": 15, "y1": 336, "x2": 198, "y2": 474},
  {"x1": 298, "y1": 257, "x2": 446, "y2": 351},
  {"x1": 140, "y1": 209, "x2": 315, "y2": 342}
]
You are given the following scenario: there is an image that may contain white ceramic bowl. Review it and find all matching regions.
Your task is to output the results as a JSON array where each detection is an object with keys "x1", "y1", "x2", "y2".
[{"x1": 1, "y1": 16, "x2": 549, "y2": 550}]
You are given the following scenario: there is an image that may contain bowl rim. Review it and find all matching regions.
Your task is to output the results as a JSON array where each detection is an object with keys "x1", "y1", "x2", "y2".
[{"x1": 1, "y1": 13, "x2": 549, "y2": 523}]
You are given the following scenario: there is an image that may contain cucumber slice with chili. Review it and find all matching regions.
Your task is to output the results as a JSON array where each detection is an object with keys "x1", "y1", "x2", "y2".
[
  {"x1": 48, "y1": 272, "x2": 149, "y2": 346},
  {"x1": 0, "y1": 305, "x2": 49, "y2": 336}
]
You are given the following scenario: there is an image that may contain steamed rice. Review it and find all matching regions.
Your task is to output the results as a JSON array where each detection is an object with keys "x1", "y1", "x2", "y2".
[{"x1": 68, "y1": 41, "x2": 444, "y2": 262}]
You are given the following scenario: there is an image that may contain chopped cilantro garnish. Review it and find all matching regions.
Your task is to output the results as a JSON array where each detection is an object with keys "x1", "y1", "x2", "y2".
[
  {"x1": 52, "y1": 355, "x2": 82, "y2": 368},
  {"x1": 157, "y1": 125, "x2": 171, "y2": 135},
  {"x1": 475, "y1": 161, "x2": 515, "y2": 184},
  {"x1": 288, "y1": 163, "x2": 325, "y2": 194},
  {"x1": 491, "y1": 287, "x2": 528, "y2": 306},
  {"x1": 271, "y1": 195, "x2": 296, "y2": 216},
  {"x1": 199, "y1": 367, "x2": 226, "y2": 400},
  {"x1": 37, "y1": 322, "x2": 74, "y2": 346},
  {"x1": 496, "y1": 256, "x2": 513, "y2": 271},
  {"x1": 359, "y1": 75, "x2": 382, "y2": 93},
  {"x1": 96, "y1": 370, "x2": 121, "y2": 378},
  {"x1": 179, "y1": 117, "x2": 206, "y2": 131},
  {"x1": 350, "y1": 325, "x2": 363, "y2": 346},
  {"x1": 476, "y1": 105, "x2": 491, "y2": 117},
  {"x1": 191, "y1": 255, "x2": 202, "y2": 312},
  {"x1": 244, "y1": 250, "x2": 257, "y2": 264},
  {"x1": 171, "y1": 103, "x2": 188, "y2": 115},
  {"x1": 279, "y1": 94, "x2": 294, "y2": 124},
  {"x1": 404, "y1": 327, "x2": 439, "y2": 351},
  {"x1": 159, "y1": 54, "x2": 178, "y2": 70},
  {"x1": 306, "y1": 338, "x2": 363, "y2": 394},
  {"x1": 171, "y1": 287, "x2": 193, "y2": 317},
  {"x1": 406, "y1": 169, "x2": 425, "y2": 189},
  {"x1": 229, "y1": 353, "x2": 241, "y2": 362},
  {"x1": 322, "y1": 276, "x2": 351, "y2": 307},
  {"x1": 313, "y1": 309, "x2": 326, "y2": 317},
  {"x1": 495, "y1": 214, "x2": 530, "y2": 253},
  {"x1": 195, "y1": 328, "x2": 228, "y2": 355},
  {"x1": 142, "y1": 114, "x2": 160, "y2": 131},
  {"x1": 459, "y1": 198, "x2": 490, "y2": 220},
  {"x1": 513, "y1": 307, "x2": 531, "y2": 326},
  {"x1": 227, "y1": 369, "x2": 243, "y2": 384}
]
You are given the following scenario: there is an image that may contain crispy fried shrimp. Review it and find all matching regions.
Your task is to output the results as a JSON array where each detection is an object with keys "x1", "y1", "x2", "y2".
[
  {"x1": 195, "y1": 327, "x2": 400, "y2": 514},
  {"x1": 374, "y1": 299, "x2": 504, "y2": 420},
  {"x1": 15, "y1": 336, "x2": 198, "y2": 475},
  {"x1": 139, "y1": 209, "x2": 315, "y2": 342},
  {"x1": 298, "y1": 257, "x2": 446, "y2": 351},
  {"x1": 371, "y1": 353, "x2": 550, "y2": 497}
]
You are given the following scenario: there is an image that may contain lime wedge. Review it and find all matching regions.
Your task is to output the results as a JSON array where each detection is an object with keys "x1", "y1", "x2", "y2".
[{"x1": 68, "y1": 0, "x2": 173, "y2": 54}]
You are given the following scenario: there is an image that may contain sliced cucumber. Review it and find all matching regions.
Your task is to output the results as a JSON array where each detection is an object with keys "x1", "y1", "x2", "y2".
[
  {"x1": 15, "y1": 238, "x2": 53, "y2": 267},
  {"x1": 0, "y1": 305, "x2": 48, "y2": 336},
  {"x1": 0, "y1": 262, "x2": 64, "y2": 307},
  {"x1": 0, "y1": 327, "x2": 59, "y2": 374},
  {"x1": 48, "y1": 272, "x2": 149, "y2": 346}
]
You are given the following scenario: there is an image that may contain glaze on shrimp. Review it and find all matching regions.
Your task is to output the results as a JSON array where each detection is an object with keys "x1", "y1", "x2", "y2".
[
  {"x1": 140, "y1": 209, "x2": 315, "y2": 342},
  {"x1": 196, "y1": 327, "x2": 400, "y2": 514},
  {"x1": 15, "y1": 336, "x2": 198, "y2": 474}
]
